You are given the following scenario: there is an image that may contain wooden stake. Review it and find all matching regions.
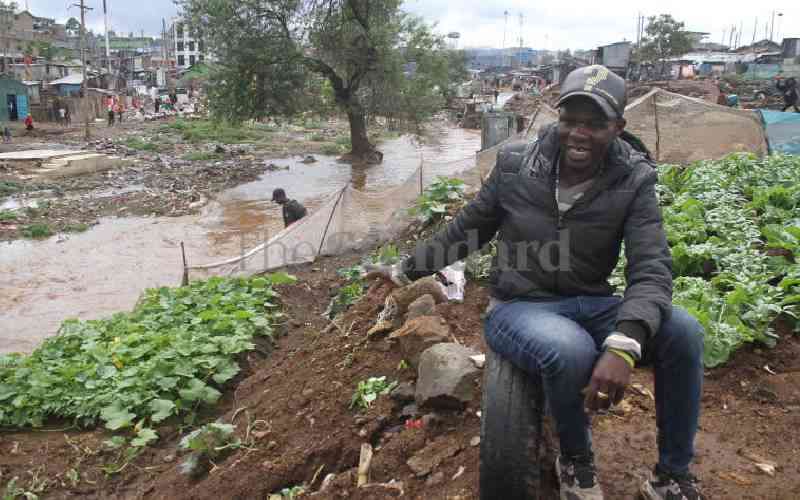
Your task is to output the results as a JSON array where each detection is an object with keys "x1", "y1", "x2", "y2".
[
  {"x1": 181, "y1": 241, "x2": 189, "y2": 286},
  {"x1": 357, "y1": 443, "x2": 373, "y2": 487}
]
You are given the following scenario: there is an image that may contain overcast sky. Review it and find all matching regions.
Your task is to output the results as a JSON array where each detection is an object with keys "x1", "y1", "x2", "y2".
[{"x1": 26, "y1": 0, "x2": 799, "y2": 51}]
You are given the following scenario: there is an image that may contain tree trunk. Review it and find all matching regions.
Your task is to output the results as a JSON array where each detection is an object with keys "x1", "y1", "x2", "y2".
[{"x1": 346, "y1": 103, "x2": 382, "y2": 164}]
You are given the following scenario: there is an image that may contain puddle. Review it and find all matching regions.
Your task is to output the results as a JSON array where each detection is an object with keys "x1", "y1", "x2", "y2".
[{"x1": 0, "y1": 124, "x2": 482, "y2": 354}]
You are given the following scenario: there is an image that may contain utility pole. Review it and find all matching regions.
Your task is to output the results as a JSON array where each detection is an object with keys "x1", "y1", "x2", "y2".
[
  {"x1": 103, "y1": 0, "x2": 111, "y2": 85},
  {"x1": 518, "y1": 13, "x2": 524, "y2": 69},
  {"x1": 752, "y1": 17, "x2": 758, "y2": 45},
  {"x1": 770, "y1": 10, "x2": 775, "y2": 41},
  {"x1": 73, "y1": 0, "x2": 93, "y2": 140},
  {"x1": 502, "y1": 10, "x2": 508, "y2": 67}
]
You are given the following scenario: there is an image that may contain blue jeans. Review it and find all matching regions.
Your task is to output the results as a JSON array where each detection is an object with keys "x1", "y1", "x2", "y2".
[{"x1": 484, "y1": 296, "x2": 704, "y2": 474}]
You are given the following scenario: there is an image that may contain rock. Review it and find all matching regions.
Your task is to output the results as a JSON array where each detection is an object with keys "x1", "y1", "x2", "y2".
[
  {"x1": 163, "y1": 454, "x2": 175, "y2": 463},
  {"x1": 470, "y1": 354, "x2": 486, "y2": 369},
  {"x1": 421, "y1": 413, "x2": 441, "y2": 427},
  {"x1": 405, "y1": 294, "x2": 436, "y2": 321},
  {"x1": 301, "y1": 154, "x2": 317, "y2": 164},
  {"x1": 416, "y1": 343, "x2": 481, "y2": 410},
  {"x1": 390, "y1": 382, "x2": 416, "y2": 403},
  {"x1": 406, "y1": 435, "x2": 464, "y2": 476},
  {"x1": 390, "y1": 277, "x2": 448, "y2": 314},
  {"x1": 426, "y1": 472, "x2": 445, "y2": 486},
  {"x1": 400, "y1": 404, "x2": 419, "y2": 418},
  {"x1": 388, "y1": 315, "x2": 451, "y2": 367},
  {"x1": 214, "y1": 145, "x2": 226, "y2": 154},
  {"x1": 267, "y1": 440, "x2": 278, "y2": 451},
  {"x1": 302, "y1": 388, "x2": 315, "y2": 398},
  {"x1": 470, "y1": 436, "x2": 481, "y2": 447}
]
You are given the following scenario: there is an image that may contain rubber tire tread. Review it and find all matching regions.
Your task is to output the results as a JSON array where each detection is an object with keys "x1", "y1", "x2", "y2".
[{"x1": 480, "y1": 348, "x2": 547, "y2": 500}]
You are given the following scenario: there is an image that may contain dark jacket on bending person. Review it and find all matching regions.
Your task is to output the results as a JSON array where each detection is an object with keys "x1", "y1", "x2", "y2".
[
  {"x1": 400, "y1": 123, "x2": 673, "y2": 348},
  {"x1": 282, "y1": 199, "x2": 307, "y2": 227}
]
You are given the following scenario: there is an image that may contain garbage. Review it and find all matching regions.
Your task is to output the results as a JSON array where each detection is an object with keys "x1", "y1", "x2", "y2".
[{"x1": 438, "y1": 261, "x2": 466, "y2": 302}]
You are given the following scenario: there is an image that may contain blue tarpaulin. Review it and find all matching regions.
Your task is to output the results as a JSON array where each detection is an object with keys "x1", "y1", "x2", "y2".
[{"x1": 759, "y1": 110, "x2": 800, "y2": 155}]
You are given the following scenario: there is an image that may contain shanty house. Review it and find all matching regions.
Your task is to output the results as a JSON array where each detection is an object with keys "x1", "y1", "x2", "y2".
[
  {"x1": 0, "y1": 75, "x2": 29, "y2": 122},
  {"x1": 48, "y1": 74, "x2": 83, "y2": 97}
]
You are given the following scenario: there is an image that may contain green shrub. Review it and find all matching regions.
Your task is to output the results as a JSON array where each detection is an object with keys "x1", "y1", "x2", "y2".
[{"x1": 20, "y1": 223, "x2": 52, "y2": 239}]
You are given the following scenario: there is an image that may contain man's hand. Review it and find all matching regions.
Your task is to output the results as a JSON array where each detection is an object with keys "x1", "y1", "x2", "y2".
[{"x1": 583, "y1": 351, "x2": 632, "y2": 412}]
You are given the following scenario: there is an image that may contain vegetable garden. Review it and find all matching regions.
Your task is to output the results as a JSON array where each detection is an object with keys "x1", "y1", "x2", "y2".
[{"x1": 0, "y1": 274, "x2": 294, "y2": 437}]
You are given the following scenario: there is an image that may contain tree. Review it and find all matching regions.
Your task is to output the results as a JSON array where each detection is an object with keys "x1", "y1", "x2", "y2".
[
  {"x1": 179, "y1": 0, "x2": 456, "y2": 162},
  {"x1": 65, "y1": 17, "x2": 80, "y2": 36},
  {"x1": 638, "y1": 14, "x2": 692, "y2": 76}
]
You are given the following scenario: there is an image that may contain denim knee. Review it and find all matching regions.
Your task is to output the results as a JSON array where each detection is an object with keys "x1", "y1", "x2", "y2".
[{"x1": 652, "y1": 306, "x2": 704, "y2": 365}]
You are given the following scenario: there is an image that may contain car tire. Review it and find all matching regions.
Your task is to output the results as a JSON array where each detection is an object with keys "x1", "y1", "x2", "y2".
[{"x1": 480, "y1": 347, "x2": 557, "y2": 500}]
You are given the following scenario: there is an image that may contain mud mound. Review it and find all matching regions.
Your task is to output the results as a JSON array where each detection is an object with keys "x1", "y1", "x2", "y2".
[
  {"x1": 3, "y1": 253, "x2": 800, "y2": 499},
  {"x1": 502, "y1": 93, "x2": 542, "y2": 117}
]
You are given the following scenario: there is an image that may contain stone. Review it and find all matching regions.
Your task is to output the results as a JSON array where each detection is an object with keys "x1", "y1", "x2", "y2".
[
  {"x1": 421, "y1": 413, "x2": 441, "y2": 427},
  {"x1": 416, "y1": 343, "x2": 481, "y2": 410},
  {"x1": 406, "y1": 435, "x2": 464, "y2": 476},
  {"x1": 426, "y1": 472, "x2": 445, "y2": 487},
  {"x1": 390, "y1": 382, "x2": 416, "y2": 403},
  {"x1": 388, "y1": 316, "x2": 451, "y2": 367},
  {"x1": 470, "y1": 436, "x2": 481, "y2": 447},
  {"x1": 405, "y1": 294, "x2": 436, "y2": 321},
  {"x1": 400, "y1": 404, "x2": 419, "y2": 418}
]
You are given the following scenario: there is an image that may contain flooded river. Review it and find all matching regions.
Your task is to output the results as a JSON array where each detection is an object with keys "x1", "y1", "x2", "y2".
[{"x1": 0, "y1": 125, "x2": 482, "y2": 353}]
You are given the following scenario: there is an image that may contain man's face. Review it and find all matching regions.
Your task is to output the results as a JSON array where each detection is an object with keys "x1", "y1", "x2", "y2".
[{"x1": 557, "y1": 97, "x2": 625, "y2": 173}]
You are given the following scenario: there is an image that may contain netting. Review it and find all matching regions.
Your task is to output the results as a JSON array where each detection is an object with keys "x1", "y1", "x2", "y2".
[
  {"x1": 188, "y1": 112, "x2": 557, "y2": 278},
  {"x1": 189, "y1": 91, "x2": 769, "y2": 278},
  {"x1": 624, "y1": 89, "x2": 768, "y2": 164},
  {"x1": 759, "y1": 110, "x2": 800, "y2": 155}
]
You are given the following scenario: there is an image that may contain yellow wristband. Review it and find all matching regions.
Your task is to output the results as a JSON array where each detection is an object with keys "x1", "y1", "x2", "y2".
[{"x1": 608, "y1": 348, "x2": 635, "y2": 369}]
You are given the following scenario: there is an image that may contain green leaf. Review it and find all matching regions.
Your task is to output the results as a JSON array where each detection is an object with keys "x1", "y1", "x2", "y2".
[
  {"x1": 131, "y1": 427, "x2": 159, "y2": 447},
  {"x1": 179, "y1": 378, "x2": 222, "y2": 404},
  {"x1": 149, "y1": 399, "x2": 176, "y2": 423},
  {"x1": 100, "y1": 403, "x2": 136, "y2": 430},
  {"x1": 211, "y1": 363, "x2": 240, "y2": 385},
  {"x1": 265, "y1": 272, "x2": 297, "y2": 286}
]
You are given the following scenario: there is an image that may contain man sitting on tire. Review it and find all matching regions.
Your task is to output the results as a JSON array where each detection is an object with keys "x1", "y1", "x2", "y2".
[{"x1": 366, "y1": 65, "x2": 705, "y2": 500}]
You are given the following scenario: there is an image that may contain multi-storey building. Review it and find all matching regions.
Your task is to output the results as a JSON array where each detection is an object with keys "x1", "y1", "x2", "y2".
[{"x1": 170, "y1": 18, "x2": 207, "y2": 70}]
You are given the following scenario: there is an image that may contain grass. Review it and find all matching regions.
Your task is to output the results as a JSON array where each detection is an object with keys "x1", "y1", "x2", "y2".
[
  {"x1": 124, "y1": 137, "x2": 162, "y2": 152},
  {"x1": 0, "y1": 209, "x2": 17, "y2": 221},
  {"x1": 182, "y1": 152, "x2": 223, "y2": 162},
  {"x1": 0, "y1": 180, "x2": 21, "y2": 198},
  {"x1": 20, "y1": 223, "x2": 52, "y2": 239},
  {"x1": 320, "y1": 143, "x2": 343, "y2": 155},
  {"x1": 63, "y1": 223, "x2": 90, "y2": 233},
  {"x1": 161, "y1": 119, "x2": 269, "y2": 145},
  {"x1": 310, "y1": 133, "x2": 326, "y2": 142}
]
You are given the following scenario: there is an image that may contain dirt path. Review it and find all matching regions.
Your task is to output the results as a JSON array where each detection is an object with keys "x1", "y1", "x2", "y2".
[{"x1": 1, "y1": 252, "x2": 798, "y2": 499}]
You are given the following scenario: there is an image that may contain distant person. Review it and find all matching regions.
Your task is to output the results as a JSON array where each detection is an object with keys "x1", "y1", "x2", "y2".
[
  {"x1": 116, "y1": 101, "x2": 124, "y2": 123},
  {"x1": 776, "y1": 76, "x2": 800, "y2": 113},
  {"x1": 272, "y1": 188, "x2": 307, "y2": 228},
  {"x1": 107, "y1": 101, "x2": 115, "y2": 126},
  {"x1": 64, "y1": 106, "x2": 71, "y2": 126},
  {"x1": 3, "y1": 126, "x2": 11, "y2": 143},
  {"x1": 493, "y1": 89, "x2": 499, "y2": 103},
  {"x1": 154, "y1": 97, "x2": 161, "y2": 114},
  {"x1": 24, "y1": 114, "x2": 34, "y2": 133}
]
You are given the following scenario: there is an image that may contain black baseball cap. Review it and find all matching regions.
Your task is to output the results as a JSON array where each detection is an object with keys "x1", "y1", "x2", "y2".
[
  {"x1": 272, "y1": 188, "x2": 286, "y2": 201},
  {"x1": 556, "y1": 65, "x2": 627, "y2": 119}
]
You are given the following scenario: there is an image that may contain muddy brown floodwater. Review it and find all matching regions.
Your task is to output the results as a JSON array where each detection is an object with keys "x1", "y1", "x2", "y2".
[{"x1": 0, "y1": 126, "x2": 481, "y2": 354}]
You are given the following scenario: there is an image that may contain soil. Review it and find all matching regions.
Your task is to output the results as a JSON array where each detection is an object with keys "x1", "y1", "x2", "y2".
[
  {"x1": 0, "y1": 118, "x2": 354, "y2": 242},
  {"x1": 2, "y1": 244, "x2": 800, "y2": 499}
]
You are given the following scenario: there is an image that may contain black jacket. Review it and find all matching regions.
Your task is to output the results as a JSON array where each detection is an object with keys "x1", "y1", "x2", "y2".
[
  {"x1": 401, "y1": 124, "x2": 673, "y2": 346},
  {"x1": 777, "y1": 79, "x2": 798, "y2": 105},
  {"x1": 282, "y1": 199, "x2": 307, "y2": 227}
]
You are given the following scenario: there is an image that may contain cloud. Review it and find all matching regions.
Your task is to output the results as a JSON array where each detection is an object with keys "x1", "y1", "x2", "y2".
[{"x1": 24, "y1": 0, "x2": 800, "y2": 50}]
